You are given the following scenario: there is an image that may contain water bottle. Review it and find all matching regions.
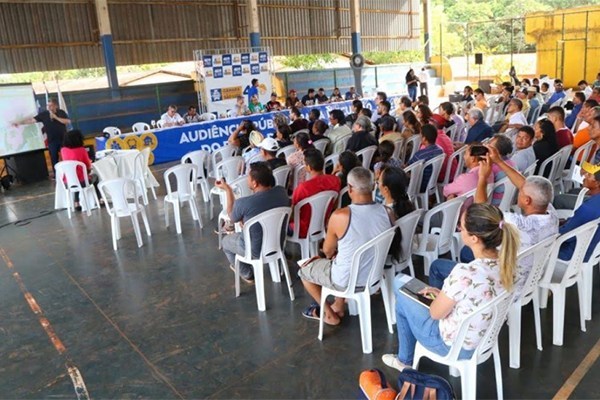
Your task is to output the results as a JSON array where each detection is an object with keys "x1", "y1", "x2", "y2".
[{"x1": 151, "y1": 120, "x2": 156, "y2": 128}]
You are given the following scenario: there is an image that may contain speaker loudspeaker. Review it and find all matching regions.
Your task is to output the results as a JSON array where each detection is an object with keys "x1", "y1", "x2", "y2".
[{"x1": 475, "y1": 53, "x2": 483, "y2": 65}]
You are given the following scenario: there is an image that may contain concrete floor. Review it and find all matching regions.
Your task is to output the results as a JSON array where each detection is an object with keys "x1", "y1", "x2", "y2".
[{"x1": 0, "y1": 164, "x2": 599, "y2": 399}]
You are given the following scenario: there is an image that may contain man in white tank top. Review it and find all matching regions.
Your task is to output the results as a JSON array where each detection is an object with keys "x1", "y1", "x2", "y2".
[{"x1": 298, "y1": 167, "x2": 394, "y2": 326}]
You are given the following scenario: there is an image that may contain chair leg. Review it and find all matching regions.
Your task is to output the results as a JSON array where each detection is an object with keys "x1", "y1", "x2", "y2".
[
  {"x1": 461, "y1": 363, "x2": 477, "y2": 400},
  {"x1": 234, "y1": 258, "x2": 241, "y2": 297},
  {"x1": 141, "y1": 208, "x2": 152, "y2": 236},
  {"x1": 532, "y1": 294, "x2": 543, "y2": 351},
  {"x1": 111, "y1": 216, "x2": 118, "y2": 250},
  {"x1": 278, "y1": 258, "x2": 295, "y2": 302},
  {"x1": 508, "y1": 304, "x2": 522, "y2": 369},
  {"x1": 577, "y1": 276, "x2": 587, "y2": 332},
  {"x1": 318, "y1": 291, "x2": 328, "y2": 341},
  {"x1": 347, "y1": 299, "x2": 359, "y2": 316},
  {"x1": 81, "y1": 190, "x2": 92, "y2": 216},
  {"x1": 66, "y1": 191, "x2": 72, "y2": 219},
  {"x1": 493, "y1": 345, "x2": 504, "y2": 400},
  {"x1": 357, "y1": 295, "x2": 373, "y2": 354},
  {"x1": 131, "y1": 214, "x2": 143, "y2": 248},
  {"x1": 200, "y1": 181, "x2": 210, "y2": 203},
  {"x1": 268, "y1": 261, "x2": 281, "y2": 283},
  {"x1": 300, "y1": 242, "x2": 310, "y2": 260},
  {"x1": 189, "y1": 199, "x2": 202, "y2": 228},
  {"x1": 583, "y1": 264, "x2": 593, "y2": 321},
  {"x1": 381, "y1": 270, "x2": 395, "y2": 333},
  {"x1": 253, "y1": 262, "x2": 266, "y2": 312},
  {"x1": 539, "y1": 287, "x2": 549, "y2": 309},
  {"x1": 173, "y1": 202, "x2": 182, "y2": 234},
  {"x1": 150, "y1": 185, "x2": 157, "y2": 200},
  {"x1": 552, "y1": 288, "x2": 565, "y2": 346},
  {"x1": 164, "y1": 200, "x2": 170, "y2": 228},
  {"x1": 115, "y1": 217, "x2": 122, "y2": 240}
]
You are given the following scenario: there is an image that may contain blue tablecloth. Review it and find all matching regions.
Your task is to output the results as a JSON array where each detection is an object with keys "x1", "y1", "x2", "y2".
[{"x1": 95, "y1": 95, "x2": 402, "y2": 165}]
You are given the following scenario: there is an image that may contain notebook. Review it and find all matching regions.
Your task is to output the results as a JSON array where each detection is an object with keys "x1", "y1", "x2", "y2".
[{"x1": 397, "y1": 274, "x2": 435, "y2": 308}]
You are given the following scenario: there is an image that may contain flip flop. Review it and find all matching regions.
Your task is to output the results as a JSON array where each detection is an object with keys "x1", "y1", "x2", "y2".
[{"x1": 302, "y1": 304, "x2": 320, "y2": 321}]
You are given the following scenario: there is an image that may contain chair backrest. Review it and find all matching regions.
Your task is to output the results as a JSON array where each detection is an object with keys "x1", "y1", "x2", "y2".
[
  {"x1": 291, "y1": 164, "x2": 306, "y2": 191},
  {"x1": 528, "y1": 105, "x2": 542, "y2": 125},
  {"x1": 212, "y1": 144, "x2": 238, "y2": 168},
  {"x1": 324, "y1": 153, "x2": 339, "y2": 172},
  {"x1": 446, "y1": 290, "x2": 513, "y2": 363},
  {"x1": 201, "y1": 112, "x2": 216, "y2": 121},
  {"x1": 402, "y1": 134, "x2": 422, "y2": 162},
  {"x1": 444, "y1": 124, "x2": 458, "y2": 142},
  {"x1": 394, "y1": 209, "x2": 424, "y2": 264},
  {"x1": 419, "y1": 196, "x2": 465, "y2": 254},
  {"x1": 291, "y1": 190, "x2": 338, "y2": 241},
  {"x1": 442, "y1": 146, "x2": 467, "y2": 186},
  {"x1": 422, "y1": 153, "x2": 446, "y2": 194},
  {"x1": 156, "y1": 120, "x2": 165, "y2": 128},
  {"x1": 515, "y1": 234, "x2": 558, "y2": 306},
  {"x1": 356, "y1": 145, "x2": 378, "y2": 169},
  {"x1": 522, "y1": 162, "x2": 537, "y2": 178},
  {"x1": 215, "y1": 156, "x2": 244, "y2": 182},
  {"x1": 132, "y1": 122, "x2": 150, "y2": 132},
  {"x1": 272, "y1": 165, "x2": 292, "y2": 188},
  {"x1": 313, "y1": 139, "x2": 329, "y2": 154},
  {"x1": 337, "y1": 186, "x2": 350, "y2": 209},
  {"x1": 493, "y1": 177, "x2": 518, "y2": 212},
  {"x1": 404, "y1": 160, "x2": 424, "y2": 203},
  {"x1": 229, "y1": 175, "x2": 253, "y2": 198},
  {"x1": 556, "y1": 145, "x2": 573, "y2": 179},
  {"x1": 164, "y1": 163, "x2": 197, "y2": 199},
  {"x1": 343, "y1": 227, "x2": 397, "y2": 295},
  {"x1": 574, "y1": 187, "x2": 590, "y2": 211},
  {"x1": 571, "y1": 141, "x2": 595, "y2": 172},
  {"x1": 336, "y1": 134, "x2": 353, "y2": 154},
  {"x1": 540, "y1": 218, "x2": 600, "y2": 288},
  {"x1": 392, "y1": 139, "x2": 404, "y2": 159},
  {"x1": 55, "y1": 161, "x2": 89, "y2": 189},
  {"x1": 99, "y1": 178, "x2": 141, "y2": 217},
  {"x1": 277, "y1": 145, "x2": 296, "y2": 159},
  {"x1": 241, "y1": 207, "x2": 291, "y2": 262},
  {"x1": 131, "y1": 151, "x2": 146, "y2": 182},
  {"x1": 181, "y1": 150, "x2": 210, "y2": 180},
  {"x1": 537, "y1": 150, "x2": 562, "y2": 180},
  {"x1": 103, "y1": 126, "x2": 121, "y2": 137}
]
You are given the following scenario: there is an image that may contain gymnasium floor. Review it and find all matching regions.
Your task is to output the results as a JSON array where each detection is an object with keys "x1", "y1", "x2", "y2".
[{"x1": 0, "y1": 162, "x2": 599, "y2": 399}]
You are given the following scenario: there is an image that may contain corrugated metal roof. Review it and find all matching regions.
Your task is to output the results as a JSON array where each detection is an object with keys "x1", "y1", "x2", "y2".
[{"x1": 0, "y1": 0, "x2": 420, "y2": 73}]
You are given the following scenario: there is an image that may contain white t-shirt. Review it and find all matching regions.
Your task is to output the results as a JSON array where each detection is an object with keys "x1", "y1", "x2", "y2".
[
  {"x1": 509, "y1": 111, "x2": 528, "y2": 126},
  {"x1": 418, "y1": 71, "x2": 429, "y2": 82},
  {"x1": 440, "y1": 259, "x2": 505, "y2": 350},
  {"x1": 161, "y1": 112, "x2": 184, "y2": 125}
]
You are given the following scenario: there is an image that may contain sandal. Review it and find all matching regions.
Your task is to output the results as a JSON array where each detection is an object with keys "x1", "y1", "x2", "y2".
[{"x1": 302, "y1": 304, "x2": 321, "y2": 321}]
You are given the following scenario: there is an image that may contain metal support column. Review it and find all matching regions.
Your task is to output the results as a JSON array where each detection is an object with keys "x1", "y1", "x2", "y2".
[
  {"x1": 94, "y1": 0, "x2": 118, "y2": 91},
  {"x1": 247, "y1": 0, "x2": 261, "y2": 50},
  {"x1": 349, "y1": 0, "x2": 361, "y2": 54},
  {"x1": 423, "y1": 0, "x2": 431, "y2": 63}
]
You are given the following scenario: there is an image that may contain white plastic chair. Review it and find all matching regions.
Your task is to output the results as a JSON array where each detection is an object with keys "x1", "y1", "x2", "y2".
[
  {"x1": 201, "y1": 112, "x2": 216, "y2": 121},
  {"x1": 272, "y1": 165, "x2": 292, "y2": 188},
  {"x1": 98, "y1": 178, "x2": 152, "y2": 250},
  {"x1": 103, "y1": 126, "x2": 121, "y2": 137},
  {"x1": 181, "y1": 150, "x2": 211, "y2": 203},
  {"x1": 555, "y1": 187, "x2": 589, "y2": 220},
  {"x1": 563, "y1": 140, "x2": 594, "y2": 192},
  {"x1": 356, "y1": 145, "x2": 378, "y2": 169},
  {"x1": 234, "y1": 207, "x2": 295, "y2": 312},
  {"x1": 313, "y1": 139, "x2": 329, "y2": 154},
  {"x1": 401, "y1": 134, "x2": 421, "y2": 163},
  {"x1": 335, "y1": 134, "x2": 353, "y2": 154},
  {"x1": 277, "y1": 145, "x2": 296, "y2": 159},
  {"x1": 156, "y1": 120, "x2": 165, "y2": 129},
  {"x1": 382, "y1": 209, "x2": 425, "y2": 326},
  {"x1": 522, "y1": 162, "x2": 537, "y2": 178},
  {"x1": 392, "y1": 139, "x2": 404, "y2": 159},
  {"x1": 583, "y1": 237, "x2": 600, "y2": 321},
  {"x1": 337, "y1": 186, "x2": 349, "y2": 209},
  {"x1": 318, "y1": 227, "x2": 397, "y2": 354},
  {"x1": 415, "y1": 153, "x2": 445, "y2": 210},
  {"x1": 508, "y1": 235, "x2": 558, "y2": 369},
  {"x1": 438, "y1": 146, "x2": 467, "y2": 199},
  {"x1": 324, "y1": 153, "x2": 339, "y2": 173},
  {"x1": 131, "y1": 152, "x2": 150, "y2": 205},
  {"x1": 209, "y1": 144, "x2": 238, "y2": 177},
  {"x1": 55, "y1": 161, "x2": 100, "y2": 218},
  {"x1": 132, "y1": 122, "x2": 151, "y2": 132},
  {"x1": 413, "y1": 291, "x2": 514, "y2": 400},
  {"x1": 555, "y1": 145, "x2": 573, "y2": 193},
  {"x1": 163, "y1": 164, "x2": 202, "y2": 235},
  {"x1": 493, "y1": 177, "x2": 518, "y2": 213},
  {"x1": 536, "y1": 148, "x2": 565, "y2": 191},
  {"x1": 215, "y1": 175, "x2": 251, "y2": 249},
  {"x1": 413, "y1": 196, "x2": 465, "y2": 275},
  {"x1": 538, "y1": 218, "x2": 600, "y2": 346},
  {"x1": 404, "y1": 160, "x2": 424, "y2": 204},
  {"x1": 287, "y1": 190, "x2": 338, "y2": 259},
  {"x1": 291, "y1": 164, "x2": 306, "y2": 192},
  {"x1": 140, "y1": 147, "x2": 158, "y2": 200},
  {"x1": 209, "y1": 156, "x2": 245, "y2": 220}
]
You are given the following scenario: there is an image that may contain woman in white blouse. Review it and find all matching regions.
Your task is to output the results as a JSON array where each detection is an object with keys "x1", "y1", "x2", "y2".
[{"x1": 382, "y1": 203, "x2": 520, "y2": 371}]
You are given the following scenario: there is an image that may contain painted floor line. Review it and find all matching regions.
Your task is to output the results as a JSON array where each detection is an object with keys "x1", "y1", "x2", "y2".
[
  {"x1": 553, "y1": 337, "x2": 600, "y2": 399},
  {"x1": 0, "y1": 247, "x2": 90, "y2": 399}
]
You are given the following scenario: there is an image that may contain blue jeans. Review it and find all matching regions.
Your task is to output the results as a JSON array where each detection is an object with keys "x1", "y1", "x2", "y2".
[
  {"x1": 408, "y1": 86, "x2": 417, "y2": 102},
  {"x1": 429, "y1": 259, "x2": 457, "y2": 289}
]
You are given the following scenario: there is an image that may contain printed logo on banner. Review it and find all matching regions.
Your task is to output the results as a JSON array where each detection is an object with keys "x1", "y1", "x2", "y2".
[
  {"x1": 222, "y1": 54, "x2": 232, "y2": 66},
  {"x1": 213, "y1": 67, "x2": 223, "y2": 79},
  {"x1": 224, "y1": 67, "x2": 232, "y2": 76},
  {"x1": 243, "y1": 66, "x2": 250, "y2": 74},
  {"x1": 206, "y1": 69, "x2": 213, "y2": 77},
  {"x1": 232, "y1": 65, "x2": 242, "y2": 76},
  {"x1": 233, "y1": 54, "x2": 241, "y2": 64},
  {"x1": 251, "y1": 64, "x2": 260, "y2": 75},
  {"x1": 250, "y1": 53, "x2": 259, "y2": 63},
  {"x1": 222, "y1": 87, "x2": 243, "y2": 100},
  {"x1": 203, "y1": 55, "x2": 213, "y2": 67},
  {"x1": 261, "y1": 64, "x2": 269, "y2": 72},
  {"x1": 259, "y1": 52, "x2": 268, "y2": 63},
  {"x1": 241, "y1": 53, "x2": 250, "y2": 64},
  {"x1": 213, "y1": 55, "x2": 222, "y2": 66},
  {"x1": 211, "y1": 89, "x2": 222, "y2": 102}
]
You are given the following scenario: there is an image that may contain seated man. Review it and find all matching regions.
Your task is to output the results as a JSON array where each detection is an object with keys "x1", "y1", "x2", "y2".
[
  {"x1": 558, "y1": 162, "x2": 600, "y2": 263},
  {"x1": 511, "y1": 126, "x2": 537, "y2": 172},
  {"x1": 346, "y1": 116, "x2": 378, "y2": 153},
  {"x1": 216, "y1": 162, "x2": 290, "y2": 282},
  {"x1": 160, "y1": 105, "x2": 184, "y2": 127},
  {"x1": 566, "y1": 92, "x2": 585, "y2": 129},
  {"x1": 498, "y1": 99, "x2": 527, "y2": 137},
  {"x1": 489, "y1": 134, "x2": 517, "y2": 207},
  {"x1": 299, "y1": 167, "x2": 393, "y2": 325},
  {"x1": 291, "y1": 149, "x2": 341, "y2": 238},
  {"x1": 429, "y1": 144, "x2": 559, "y2": 297},
  {"x1": 463, "y1": 108, "x2": 493, "y2": 144},
  {"x1": 325, "y1": 109, "x2": 352, "y2": 154},
  {"x1": 256, "y1": 138, "x2": 286, "y2": 170},
  {"x1": 443, "y1": 143, "x2": 494, "y2": 201},
  {"x1": 541, "y1": 80, "x2": 566, "y2": 114},
  {"x1": 548, "y1": 106, "x2": 573, "y2": 149},
  {"x1": 183, "y1": 105, "x2": 201, "y2": 124},
  {"x1": 248, "y1": 94, "x2": 266, "y2": 114},
  {"x1": 231, "y1": 96, "x2": 250, "y2": 117},
  {"x1": 378, "y1": 117, "x2": 403, "y2": 144},
  {"x1": 408, "y1": 124, "x2": 443, "y2": 192}
]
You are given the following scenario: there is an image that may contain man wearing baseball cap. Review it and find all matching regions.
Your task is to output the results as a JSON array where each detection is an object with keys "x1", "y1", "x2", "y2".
[{"x1": 257, "y1": 137, "x2": 286, "y2": 170}]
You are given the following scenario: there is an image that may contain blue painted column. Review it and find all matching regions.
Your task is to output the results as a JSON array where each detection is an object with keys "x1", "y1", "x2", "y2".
[
  {"x1": 248, "y1": 0, "x2": 261, "y2": 51},
  {"x1": 350, "y1": 0, "x2": 361, "y2": 55},
  {"x1": 95, "y1": 0, "x2": 119, "y2": 90}
]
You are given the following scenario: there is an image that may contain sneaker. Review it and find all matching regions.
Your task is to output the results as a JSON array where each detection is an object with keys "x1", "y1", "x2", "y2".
[{"x1": 382, "y1": 354, "x2": 409, "y2": 372}]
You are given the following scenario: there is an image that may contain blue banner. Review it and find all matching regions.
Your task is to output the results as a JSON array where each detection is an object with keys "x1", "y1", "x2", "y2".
[{"x1": 95, "y1": 95, "x2": 402, "y2": 165}]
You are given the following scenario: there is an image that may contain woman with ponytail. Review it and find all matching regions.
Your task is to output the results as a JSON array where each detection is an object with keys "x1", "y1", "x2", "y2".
[{"x1": 382, "y1": 203, "x2": 520, "y2": 371}]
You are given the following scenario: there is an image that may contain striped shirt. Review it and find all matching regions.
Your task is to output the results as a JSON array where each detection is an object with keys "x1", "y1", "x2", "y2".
[{"x1": 408, "y1": 144, "x2": 444, "y2": 192}]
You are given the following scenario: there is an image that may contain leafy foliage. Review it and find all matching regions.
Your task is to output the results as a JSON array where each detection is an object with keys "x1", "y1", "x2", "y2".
[
  {"x1": 279, "y1": 54, "x2": 338, "y2": 70},
  {"x1": 362, "y1": 51, "x2": 423, "y2": 64}
]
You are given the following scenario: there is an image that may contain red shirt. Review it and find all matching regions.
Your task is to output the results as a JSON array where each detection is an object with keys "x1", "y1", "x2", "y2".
[
  {"x1": 60, "y1": 146, "x2": 91, "y2": 182},
  {"x1": 435, "y1": 130, "x2": 457, "y2": 182},
  {"x1": 291, "y1": 174, "x2": 341, "y2": 238},
  {"x1": 555, "y1": 127, "x2": 573, "y2": 149}
]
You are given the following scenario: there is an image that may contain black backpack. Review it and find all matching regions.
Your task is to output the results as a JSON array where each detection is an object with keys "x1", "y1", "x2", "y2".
[{"x1": 396, "y1": 368, "x2": 455, "y2": 400}]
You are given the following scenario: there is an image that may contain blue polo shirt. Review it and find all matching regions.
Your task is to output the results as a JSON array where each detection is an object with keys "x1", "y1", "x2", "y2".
[
  {"x1": 408, "y1": 144, "x2": 444, "y2": 192},
  {"x1": 559, "y1": 193, "x2": 600, "y2": 262},
  {"x1": 464, "y1": 120, "x2": 493, "y2": 144},
  {"x1": 247, "y1": 85, "x2": 259, "y2": 104}
]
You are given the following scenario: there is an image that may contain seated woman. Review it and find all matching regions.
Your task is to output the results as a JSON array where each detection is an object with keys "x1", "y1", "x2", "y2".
[
  {"x1": 228, "y1": 119, "x2": 258, "y2": 151},
  {"x1": 377, "y1": 166, "x2": 414, "y2": 219},
  {"x1": 382, "y1": 203, "x2": 519, "y2": 371},
  {"x1": 310, "y1": 119, "x2": 329, "y2": 143},
  {"x1": 286, "y1": 131, "x2": 314, "y2": 187},
  {"x1": 60, "y1": 129, "x2": 102, "y2": 211},
  {"x1": 332, "y1": 151, "x2": 361, "y2": 208},
  {"x1": 532, "y1": 118, "x2": 559, "y2": 177},
  {"x1": 373, "y1": 142, "x2": 403, "y2": 203},
  {"x1": 275, "y1": 123, "x2": 293, "y2": 149}
]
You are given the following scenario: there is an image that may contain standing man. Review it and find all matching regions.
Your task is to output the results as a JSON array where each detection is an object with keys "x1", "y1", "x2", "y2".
[
  {"x1": 247, "y1": 78, "x2": 259, "y2": 105},
  {"x1": 418, "y1": 68, "x2": 429, "y2": 97},
  {"x1": 14, "y1": 97, "x2": 70, "y2": 175}
]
